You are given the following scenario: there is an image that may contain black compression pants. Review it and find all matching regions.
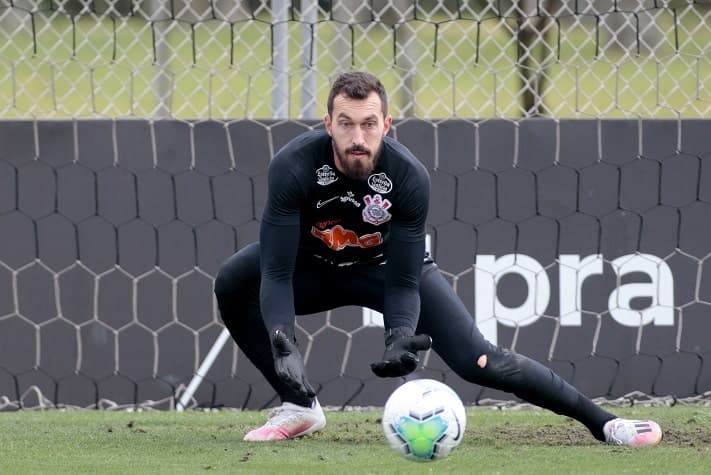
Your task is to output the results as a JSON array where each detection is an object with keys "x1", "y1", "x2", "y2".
[{"x1": 214, "y1": 242, "x2": 615, "y2": 440}]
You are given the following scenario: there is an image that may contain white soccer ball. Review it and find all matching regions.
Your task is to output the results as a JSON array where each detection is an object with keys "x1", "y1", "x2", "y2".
[{"x1": 381, "y1": 379, "x2": 466, "y2": 462}]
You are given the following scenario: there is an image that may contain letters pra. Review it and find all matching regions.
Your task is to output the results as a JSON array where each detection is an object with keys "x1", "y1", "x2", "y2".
[
  {"x1": 474, "y1": 253, "x2": 674, "y2": 346},
  {"x1": 364, "y1": 253, "x2": 674, "y2": 347}
]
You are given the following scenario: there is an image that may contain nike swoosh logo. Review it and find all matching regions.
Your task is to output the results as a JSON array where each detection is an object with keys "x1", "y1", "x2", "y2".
[{"x1": 316, "y1": 196, "x2": 339, "y2": 208}]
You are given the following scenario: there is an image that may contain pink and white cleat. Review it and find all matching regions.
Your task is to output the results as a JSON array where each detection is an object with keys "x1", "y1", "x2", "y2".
[
  {"x1": 243, "y1": 400, "x2": 326, "y2": 441},
  {"x1": 603, "y1": 418, "x2": 663, "y2": 447}
]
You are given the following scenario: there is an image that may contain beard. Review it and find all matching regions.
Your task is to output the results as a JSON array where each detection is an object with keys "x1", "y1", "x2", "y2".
[{"x1": 333, "y1": 141, "x2": 382, "y2": 181}]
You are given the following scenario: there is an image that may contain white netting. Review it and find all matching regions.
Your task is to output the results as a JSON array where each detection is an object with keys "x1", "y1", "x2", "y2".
[
  {"x1": 1, "y1": 116, "x2": 711, "y2": 410},
  {"x1": 0, "y1": 0, "x2": 709, "y2": 119}
]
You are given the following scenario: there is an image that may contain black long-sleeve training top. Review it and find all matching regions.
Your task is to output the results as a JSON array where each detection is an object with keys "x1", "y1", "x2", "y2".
[{"x1": 259, "y1": 129, "x2": 430, "y2": 338}]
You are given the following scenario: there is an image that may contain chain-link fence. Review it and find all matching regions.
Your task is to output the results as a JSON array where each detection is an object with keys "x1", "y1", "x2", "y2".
[{"x1": 0, "y1": 0, "x2": 709, "y2": 119}]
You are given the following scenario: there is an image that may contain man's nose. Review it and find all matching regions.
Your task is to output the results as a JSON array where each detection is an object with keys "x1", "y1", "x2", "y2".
[{"x1": 352, "y1": 127, "x2": 366, "y2": 145}]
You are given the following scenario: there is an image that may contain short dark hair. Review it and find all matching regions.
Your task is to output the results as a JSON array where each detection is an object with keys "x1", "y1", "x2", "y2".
[{"x1": 327, "y1": 71, "x2": 388, "y2": 117}]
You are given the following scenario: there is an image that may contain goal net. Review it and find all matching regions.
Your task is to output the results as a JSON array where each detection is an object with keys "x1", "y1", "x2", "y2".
[{"x1": 0, "y1": 0, "x2": 710, "y2": 410}]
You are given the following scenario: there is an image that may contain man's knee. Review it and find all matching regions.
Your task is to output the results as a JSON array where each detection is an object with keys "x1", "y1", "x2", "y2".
[
  {"x1": 474, "y1": 348, "x2": 579, "y2": 410},
  {"x1": 214, "y1": 244, "x2": 260, "y2": 302},
  {"x1": 214, "y1": 264, "x2": 233, "y2": 304},
  {"x1": 474, "y1": 348, "x2": 525, "y2": 383},
  {"x1": 448, "y1": 347, "x2": 528, "y2": 390}
]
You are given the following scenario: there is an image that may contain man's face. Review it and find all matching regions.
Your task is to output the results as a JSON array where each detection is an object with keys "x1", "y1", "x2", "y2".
[{"x1": 324, "y1": 92, "x2": 392, "y2": 181}]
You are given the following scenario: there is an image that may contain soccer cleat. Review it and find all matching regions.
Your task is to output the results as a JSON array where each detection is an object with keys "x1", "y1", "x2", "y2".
[
  {"x1": 243, "y1": 399, "x2": 326, "y2": 441},
  {"x1": 603, "y1": 418, "x2": 663, "y2": 447}
]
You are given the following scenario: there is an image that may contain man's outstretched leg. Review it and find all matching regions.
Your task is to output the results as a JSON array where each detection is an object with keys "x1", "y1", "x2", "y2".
[
  {"x1": 214, "y1": 243, "x2": 325, "y2": 441},
  {"x1": 415, "y1": 264, "x2": 662, "y2": 447}
]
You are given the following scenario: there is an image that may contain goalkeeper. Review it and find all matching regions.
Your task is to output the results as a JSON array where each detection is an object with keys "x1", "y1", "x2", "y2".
[{"x1": 214, "y1": 71, "x2": 662, "y2": 446}]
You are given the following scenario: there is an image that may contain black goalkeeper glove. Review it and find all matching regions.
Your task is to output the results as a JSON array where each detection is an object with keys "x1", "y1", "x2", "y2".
[
  {"x1": 370, "y1": 327, "x2": 432, "y2": 378},
  {"x1": 271, "y1": 329, "x2": 316, "y2": 400}
]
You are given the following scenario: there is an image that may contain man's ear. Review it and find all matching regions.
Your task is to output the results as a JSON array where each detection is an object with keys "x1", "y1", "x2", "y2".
[
  {"x1": 324, "y1": 113, "x2": 332, "y2": 136},
  {"x1": 383, "y1": 114, "x2": 393, "y2": 135}
]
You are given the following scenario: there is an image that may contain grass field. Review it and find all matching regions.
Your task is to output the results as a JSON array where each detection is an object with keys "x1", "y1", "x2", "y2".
[{"x1": 0, "y1": 406, "x2": 709, "y2": 474}]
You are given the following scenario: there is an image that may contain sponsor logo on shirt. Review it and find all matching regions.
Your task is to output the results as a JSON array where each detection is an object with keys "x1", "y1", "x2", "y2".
[
  {"x1": 314, "y1": 219, "x2": 341, "y2": 229},
  {"x1": 367, "y1": 172, "x2": 392, "y2": 193},
  {"x1": 362, "y1": 194, "x2": 392, "y2": 226},
  {"x1": 316, "y1": 191, "x2": 361, "y2": 209},
  {"x1": 310, "y1": 225, "x2": 383, "y2": 251},
  {"x1": 339, "y1": 191, "x2": 361, "y2": 208},
  {"x1": 316, "y1": 196, "x2": 339, "y2": 208},
  {"x1": 316, "y1": 165, "x2": 338, "y2": 186}
]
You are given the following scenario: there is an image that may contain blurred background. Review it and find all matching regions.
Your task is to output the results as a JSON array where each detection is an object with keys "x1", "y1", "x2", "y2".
[{"x1": 1, "y1": 0, "x2": 709, "y2": 119}]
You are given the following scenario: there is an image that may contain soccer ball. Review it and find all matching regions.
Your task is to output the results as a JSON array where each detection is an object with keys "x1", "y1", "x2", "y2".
[{"x1": 381, "y1": 379, "x2": 466, "y2": 462}]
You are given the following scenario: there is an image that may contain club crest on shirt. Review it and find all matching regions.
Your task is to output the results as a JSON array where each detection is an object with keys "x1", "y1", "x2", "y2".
[
  {"x1": 367, "y1": 172, "x2": 392, "y2": 194},
  {"x1": 316, "y1": 165, "x2": 338, "y2": 186},
  {"x1": 362, "y1": 194, "x2": 392, "y2": 225}
]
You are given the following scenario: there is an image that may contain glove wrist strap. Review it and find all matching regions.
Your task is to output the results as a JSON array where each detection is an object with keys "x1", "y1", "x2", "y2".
[{"x1": 384, "y1": 326, "x2": 415, "y2": 344}]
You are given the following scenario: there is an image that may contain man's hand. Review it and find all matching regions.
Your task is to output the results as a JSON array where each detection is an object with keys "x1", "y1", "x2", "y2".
[
  {"x1": 370, "y1": 327, "x2": 432, "y2": 378},
  {"x1": 272, "y1": 330, "x2": 316, "y2": 400}
]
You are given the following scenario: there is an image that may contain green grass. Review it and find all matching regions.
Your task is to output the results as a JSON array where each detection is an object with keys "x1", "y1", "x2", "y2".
[{"x1": 0, "y1": 406, "x2": 709, "y2": 474}]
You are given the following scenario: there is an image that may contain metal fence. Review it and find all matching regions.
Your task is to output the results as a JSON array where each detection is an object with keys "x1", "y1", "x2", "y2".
[{"x1": 0, "y1": 0, "x2": 709, "y2": 119}]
